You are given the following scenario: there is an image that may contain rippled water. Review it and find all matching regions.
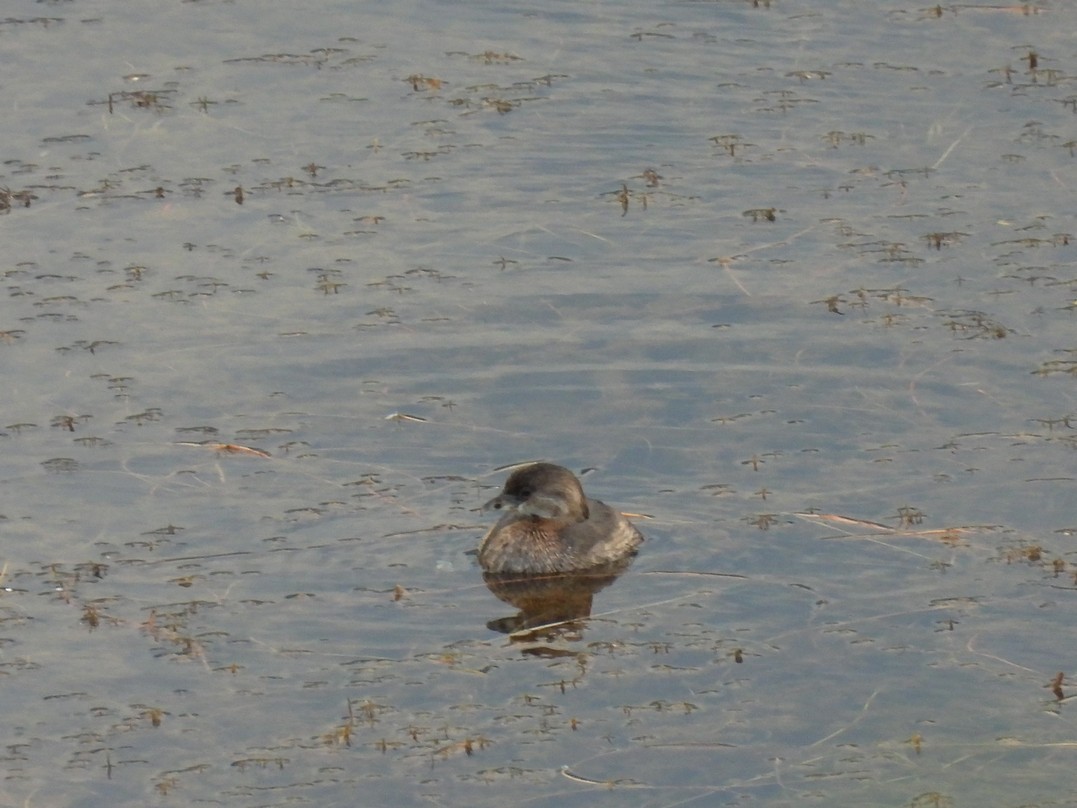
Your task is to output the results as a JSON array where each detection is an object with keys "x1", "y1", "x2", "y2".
[{"x1": 1, "y1": 1, "x2": 1075, "y2": 805}]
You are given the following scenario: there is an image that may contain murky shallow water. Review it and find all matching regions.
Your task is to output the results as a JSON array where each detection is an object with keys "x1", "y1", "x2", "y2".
[{"x1": 1, "y1": 0, "x2": 1076, "y2": 805}]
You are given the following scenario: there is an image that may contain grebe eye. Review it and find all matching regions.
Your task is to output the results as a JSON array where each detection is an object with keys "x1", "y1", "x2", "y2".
[{"x1": 519, "y1": 489, "x2": 532, "y2": 498}]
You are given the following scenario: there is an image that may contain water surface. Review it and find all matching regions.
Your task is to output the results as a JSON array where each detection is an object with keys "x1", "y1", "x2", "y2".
[{"x1": 1, "y1": 1, "x2": 1075, "y2": 805}]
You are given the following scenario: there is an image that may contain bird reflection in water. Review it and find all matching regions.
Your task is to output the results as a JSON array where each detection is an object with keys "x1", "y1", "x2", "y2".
[{"x1": 482, "y1": 555, "x2": 638, "y2": 643}]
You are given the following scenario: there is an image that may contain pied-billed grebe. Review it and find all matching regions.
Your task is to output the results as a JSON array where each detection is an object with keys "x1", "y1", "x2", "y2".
[{"x1": 478, "y1": 463, "x2": 643, "y2": 575}]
